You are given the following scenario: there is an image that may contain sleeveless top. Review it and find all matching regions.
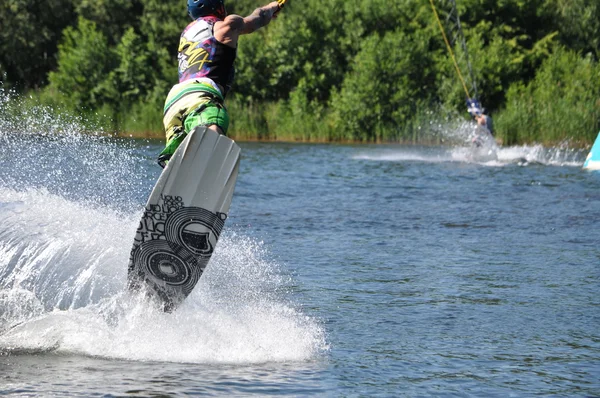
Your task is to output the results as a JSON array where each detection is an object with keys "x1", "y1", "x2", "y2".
[{"x1": 177, "y1": 17, "x2": 237, "y2": 96}]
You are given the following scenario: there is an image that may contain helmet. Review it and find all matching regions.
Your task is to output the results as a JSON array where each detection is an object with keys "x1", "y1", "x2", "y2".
[
  {"x1": 187, "y1": 0, "x2": 226, "y2": 20},
  {"x1": 466, "y1": 98, "x2": 483, "y2": 116}
]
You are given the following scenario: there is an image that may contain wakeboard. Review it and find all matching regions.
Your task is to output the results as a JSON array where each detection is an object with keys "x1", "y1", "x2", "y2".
[{"x1": 127, "y1": 126, "x2": 240, "y2": 311}]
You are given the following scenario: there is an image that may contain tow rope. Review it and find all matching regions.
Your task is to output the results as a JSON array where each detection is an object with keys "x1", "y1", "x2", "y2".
[{"x1": 429, "y1": 0, "x2": 475, "y2": 100}]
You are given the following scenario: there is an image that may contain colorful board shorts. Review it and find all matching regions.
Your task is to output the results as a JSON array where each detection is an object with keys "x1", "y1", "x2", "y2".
[{"x1": 158, "y1": 79, "x2": 229, "y2": 167}]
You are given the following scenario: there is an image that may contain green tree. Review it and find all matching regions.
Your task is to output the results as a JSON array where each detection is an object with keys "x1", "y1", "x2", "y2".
[
  {"x1": 226, "y1": 0, "x2": 264, "y2": 16},
  {"x1": 330, "y1": 29, "x2": 435, "y2": 141},
  {"x1": 47, "y1": 17, "x2": 116, "y2": 110},
  {"x1": 97, "y1": 28, "x2": 153, "y2": 108},
  {"x1": 75, "y1": 0, "x2": 143, "y2": 45},
  {"x1": 139, "y1": 0, "x2": 187, "y2": 86},
  {"x1": 497, "y1": 46, "x2": 600, "y2": 145},
  {"x1": 0, "y1": 0, "x2": 76, "y2": 89},
  {"x1": 234, "y1": 0, "x2": 349, "y2": 103},
  {"x1": 434, "y1": 20, "x2": 539, "y2": 115},
  {"x1": 542, "y1": 0, "x2": 600, "y2": 60},
  {"x1": 2, "y1": 0, "x2": 597, "y2": 145}
]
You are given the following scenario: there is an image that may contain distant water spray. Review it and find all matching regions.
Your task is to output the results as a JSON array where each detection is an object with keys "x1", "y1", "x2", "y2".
[
  {"x1": 0, "y1": 91, "x2": 327, "y2": 363},
  {"x1": 355, "y1": 117, "x2": 587, "y2": 167}
]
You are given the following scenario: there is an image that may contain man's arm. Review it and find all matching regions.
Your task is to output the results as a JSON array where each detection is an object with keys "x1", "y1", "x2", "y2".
[{"x1": 214, "y1": 1, "x2": 281, "y2": 47}]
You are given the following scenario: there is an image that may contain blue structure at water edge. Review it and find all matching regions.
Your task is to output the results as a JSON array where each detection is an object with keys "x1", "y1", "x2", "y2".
[{"x1": 583, "y1": 132, "x2": 600, "y2": 170}]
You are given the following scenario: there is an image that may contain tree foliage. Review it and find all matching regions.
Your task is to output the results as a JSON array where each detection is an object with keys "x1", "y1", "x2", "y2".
[
  {"x1": 497, "y1": 46, "x2": 600, "y2": 145},
  {"x1": 47, "y1": 17, "x2": 116, "y2": 110},
  {"x1": 330, "y1": 29, "x2": 435, "y2": 141},
  {"x1": 1, "y1": 0, "x2": 598, "y2": 143},
  {"x1": 0, "y1": 0, "x2": 75, "y2": 89}
]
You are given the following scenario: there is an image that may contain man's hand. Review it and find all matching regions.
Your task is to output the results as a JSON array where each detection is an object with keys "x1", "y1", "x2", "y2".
[{"x1": 274, "y1": 0, "x2": 287, "y2": 17}]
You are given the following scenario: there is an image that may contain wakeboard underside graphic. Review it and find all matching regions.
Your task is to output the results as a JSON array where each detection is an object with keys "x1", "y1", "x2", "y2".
[
  {"x1": 127, "y1": 126, "x2": 240, "y2": 311},
  {"x1": 128, "y1": 196, "x2": 226, "y2": 311}
]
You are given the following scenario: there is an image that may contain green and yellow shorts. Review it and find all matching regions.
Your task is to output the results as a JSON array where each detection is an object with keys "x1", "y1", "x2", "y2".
[{"x1": 158, "y1": 79, "x2": 230, "y2": 167}]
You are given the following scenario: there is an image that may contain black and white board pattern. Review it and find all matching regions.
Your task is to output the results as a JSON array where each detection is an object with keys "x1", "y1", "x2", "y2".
[{"x1": 127, "y1": 127, "x2": 240, "y2": 311}]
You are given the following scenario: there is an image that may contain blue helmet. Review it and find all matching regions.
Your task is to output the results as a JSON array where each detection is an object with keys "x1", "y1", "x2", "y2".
[
  {"x1": 466, "y1": 98, "x2": 483, "y2": 116},
  {"x1": 187, "y1": 0, "x2": 226, "y2": 20}
]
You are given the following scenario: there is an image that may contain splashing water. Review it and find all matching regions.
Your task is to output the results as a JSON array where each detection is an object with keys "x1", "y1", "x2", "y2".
[
  {"x1": 0, "y1": 92, "x2": 327, "y2": 364},
  {"x1": 354, "y1": 119, "x2": 587, "y2": 167},
  {"x1": 0, "y1": 89, "x2": 154, "y2": 211}
]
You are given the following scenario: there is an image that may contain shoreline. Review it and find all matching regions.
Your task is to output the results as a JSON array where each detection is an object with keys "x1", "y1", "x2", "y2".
[
  {"x1": 111, "y1": 130, "x2": 594, "y2": 149},
  {"x1": 113, "y1": 130, "x2": 506, "y2": 147}
]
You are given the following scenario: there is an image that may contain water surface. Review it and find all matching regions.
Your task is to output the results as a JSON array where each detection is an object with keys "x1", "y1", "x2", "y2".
[{"x1": 0, "y1": 120, "x2": 598, "y2": 396}]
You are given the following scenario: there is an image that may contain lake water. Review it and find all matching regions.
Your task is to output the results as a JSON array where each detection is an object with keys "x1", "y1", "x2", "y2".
[{"x1": 0, "y1": 116, "x2": 599, "y2": 396}]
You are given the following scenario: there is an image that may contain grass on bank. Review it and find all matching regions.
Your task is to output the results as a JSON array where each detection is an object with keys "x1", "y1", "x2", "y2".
[
  {"x1": 3, "y1": 44, "x2": 598, "y2": 147},
  {"x1": 5, "y1": 89, "x2": 597, "y2": 149}
]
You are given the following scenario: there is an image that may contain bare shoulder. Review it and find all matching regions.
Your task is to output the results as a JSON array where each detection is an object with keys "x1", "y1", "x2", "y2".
[
  {"x1": 218, "y1": 14, "x2": 245, "y2": 32},
  {"x1": 214, "y1": 14, "x2": 244, "y2": 47}
]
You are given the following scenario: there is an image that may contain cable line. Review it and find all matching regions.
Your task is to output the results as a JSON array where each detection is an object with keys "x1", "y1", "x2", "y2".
[{"x1": 429, "y1": 0, "x2": 476, "y2": 100}]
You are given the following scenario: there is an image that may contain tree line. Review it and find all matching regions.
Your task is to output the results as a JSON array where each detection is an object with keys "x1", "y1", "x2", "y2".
[{"x1": 1, "y1": 0, "x2": 598, "y2": 145}]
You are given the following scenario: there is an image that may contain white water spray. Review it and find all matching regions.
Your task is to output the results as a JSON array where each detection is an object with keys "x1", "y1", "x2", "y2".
[
  {"x1": 354, "y1": 120, "x2": 587, "y2": 167},
  {"x1": 0, "y1": 92, "x2": 327, "y2": 364}
]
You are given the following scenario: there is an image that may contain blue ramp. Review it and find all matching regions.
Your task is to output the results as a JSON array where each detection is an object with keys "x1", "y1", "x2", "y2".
[{"x1": 583, "y1": 132, "x2": 600, "y2": 170}]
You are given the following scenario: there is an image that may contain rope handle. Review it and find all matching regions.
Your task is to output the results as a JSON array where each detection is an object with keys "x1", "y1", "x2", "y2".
[{"x1": 274, "y1": 0, "x2": 287, "y2": 16}]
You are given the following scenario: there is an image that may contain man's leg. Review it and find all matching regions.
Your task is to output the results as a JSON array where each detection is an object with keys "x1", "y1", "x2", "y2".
[
  {"x1": 158, "y1": 103, "x2": 229, "y2": 168},
  {"x1": 183, "y1": 104, "x2": 229, "y2": 136}
]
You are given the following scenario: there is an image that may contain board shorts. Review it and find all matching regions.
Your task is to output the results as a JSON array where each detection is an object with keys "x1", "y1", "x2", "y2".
[{"x1": 158, "y1": 78, "x2": 229, "y2": 168}]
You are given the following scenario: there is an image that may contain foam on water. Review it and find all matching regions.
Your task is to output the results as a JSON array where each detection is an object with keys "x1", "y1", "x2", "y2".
[
  {"x1": 0, "y1": 92, "x2": 327, "y2": 364},
  {"x1": 0, "y1": 188, "x2": 130, "y2": 311},
  {"x1": 353, "y1": 121, "x2": 587, "y2": 167},
  {"x1": 0, "y1": 190, "x2": 326, "y2": 363},
  {"x1": 0, "y1": 214, "x2": 325, "y2": 364}
]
